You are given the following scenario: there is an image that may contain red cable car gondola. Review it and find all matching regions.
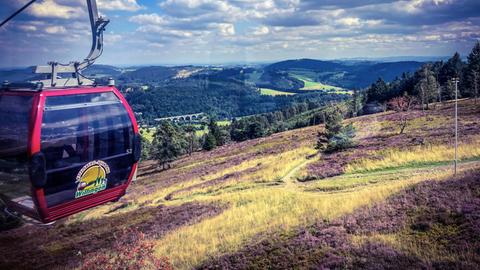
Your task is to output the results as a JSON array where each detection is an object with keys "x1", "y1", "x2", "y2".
[
  {"x1": 0, "y1": 0, "x2": 141, "y2": 223},
  {"x1": 0, "y1": 85, "x2": 141, "y2": 223}
]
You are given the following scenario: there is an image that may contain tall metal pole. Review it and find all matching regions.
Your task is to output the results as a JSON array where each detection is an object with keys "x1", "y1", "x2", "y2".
[{"x1": 453, "y1": 78, "x2": 459, "y2": 175}]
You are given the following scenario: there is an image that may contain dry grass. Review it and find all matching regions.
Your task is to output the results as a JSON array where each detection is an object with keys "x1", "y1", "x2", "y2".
[
  {"x1": 52, "y1": 99, "x2": 480, "y2": 269},
  {"x1": 155, "y1": 180, "x2": 423, "y2": 269},
  {"x1": 152, "y1": 157, "x2": 466, "y2": 269},
  {"x1": 345, "y1": 137, "x2": 480, "y2": 173}
]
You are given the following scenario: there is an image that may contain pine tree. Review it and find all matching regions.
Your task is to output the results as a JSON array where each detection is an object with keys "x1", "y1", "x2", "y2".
[
  {"x1": 439, "y1": 52, "x2": 464, "y2": 85},
  {"x1": 350, "y1": 88, "x2": 362, "y2": 117},
  {"x1": 415, "y1": 65, "x2": 439, "y2": 110},
  {"x1": 324, "y1": 107, "x2": 343, "y2": 139},
  {"x1": 367, "y1": 78, "x2": 389, "y2": 103},
  {"x1": 465, "y1": 41, "x2": 480, "y2": 103},
  {"x1": 317, "y1": 106, "x2": 356, "y2": 153},
  {"x1": 152, "y1": 121, "x2": 188, "y2": 170}
]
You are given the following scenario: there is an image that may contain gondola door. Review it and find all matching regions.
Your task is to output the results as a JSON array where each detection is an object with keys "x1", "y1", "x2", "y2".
[{"x1": 37, "y1": 88, "x2": 138, "y2": 222}]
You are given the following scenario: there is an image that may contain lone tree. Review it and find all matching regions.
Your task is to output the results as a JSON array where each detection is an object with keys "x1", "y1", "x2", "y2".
[
  {"x1": 316, "y1": 106, "x2": 356, "y2": 153},
  {"x1": 387, "y1": 94, "x2": 415, "y2": 134},
  {"x1": 152, "y1": 121, "x2": 187, "y2": 170}
]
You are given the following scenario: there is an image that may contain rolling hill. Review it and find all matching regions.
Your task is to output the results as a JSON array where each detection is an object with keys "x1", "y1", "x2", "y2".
[
  {"x1": 1, "y1": 99, "x2": 479, "y2": 269},
  {"x1": 261, "y1": 58, "x2": 424, "y2": 89}
]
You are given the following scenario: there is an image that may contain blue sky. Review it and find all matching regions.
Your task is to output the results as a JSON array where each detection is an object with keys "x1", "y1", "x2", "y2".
[{"x1": 0, "y1": 0, "x2": 479, "y2": 67}]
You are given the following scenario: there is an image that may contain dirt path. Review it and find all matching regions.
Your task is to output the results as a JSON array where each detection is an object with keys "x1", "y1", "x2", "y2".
[{"x1": 281, "y1": 156, "x2": 319, "y2": 190}]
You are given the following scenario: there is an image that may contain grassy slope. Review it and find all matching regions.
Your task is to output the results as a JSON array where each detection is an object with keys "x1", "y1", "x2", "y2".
[
  {"x1": 259, "y1": 88, "x2": 296, "y2": 96},
  {"x1": 289, "y1": 73, "x2": 351, "y2": 95},
  {"x1": 1, "y1": 100, "x2": 480, "y2": 269}
]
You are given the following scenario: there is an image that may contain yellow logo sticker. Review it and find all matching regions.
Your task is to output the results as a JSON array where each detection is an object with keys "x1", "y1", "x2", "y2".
[{"x1": 75, "y1": 160, "x2": 110, "y2": 198}]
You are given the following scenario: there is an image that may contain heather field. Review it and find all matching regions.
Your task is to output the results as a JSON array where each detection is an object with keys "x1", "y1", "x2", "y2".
[{"x1": 1, "y1": 99, "x2": 480, "y2": 269}]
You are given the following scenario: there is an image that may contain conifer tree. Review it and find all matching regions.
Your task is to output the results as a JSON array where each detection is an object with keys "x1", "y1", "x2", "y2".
[
  {"x1": 415, "y1": 65, "x2": 439, "y2": 110},
  {"x1": 465, "y1": 41, "x2": 480, "y2": 103},
  {"x1": 152, "y1": 121, "x2": 188, "y2": 170}
]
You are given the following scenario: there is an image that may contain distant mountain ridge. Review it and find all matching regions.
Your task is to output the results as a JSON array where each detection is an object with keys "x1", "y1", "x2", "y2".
[
  {"x1": 0, "y1": 59, "x2": 424, "y2": 90},
  {"x1": 262, "y1": 58, "x2": 424, "y2": 89},
  {"x1": 265, "y1": 59, "x2": 345, "y2": 72}
]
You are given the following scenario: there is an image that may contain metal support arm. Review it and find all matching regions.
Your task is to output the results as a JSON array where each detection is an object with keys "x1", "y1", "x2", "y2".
[
  {"x1": 79, "y1": 0, "x2": 110, "y2": 70},
  {"x1": 33, "y1": 0, "x2": 109, "y2": 87}
]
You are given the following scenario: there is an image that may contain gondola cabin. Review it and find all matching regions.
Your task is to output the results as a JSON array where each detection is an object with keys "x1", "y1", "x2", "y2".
[{"x1": 0, "y1": 85, "x2": 141, "y2": 223}]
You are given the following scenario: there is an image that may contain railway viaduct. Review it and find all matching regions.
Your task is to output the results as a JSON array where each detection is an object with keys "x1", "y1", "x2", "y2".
[{"x1": 155, "y1": 113, "x2": 206, "y2": 122}]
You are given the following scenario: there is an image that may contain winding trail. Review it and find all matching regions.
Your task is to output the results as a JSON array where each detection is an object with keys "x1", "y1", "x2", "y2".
[{"x1": 281, "y1": 156, "x2": 319, "y2": 190}]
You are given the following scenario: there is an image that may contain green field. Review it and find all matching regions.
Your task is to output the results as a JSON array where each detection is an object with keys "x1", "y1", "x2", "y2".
[
  {"x1": 216, "y1": 120, "x2": 231, "y2": 127},
  {"x1": 260, "y1": 88, "x2": 296, "y2": 96},
  {"x1": 290, "y1": 74, "x2": 351, "y2": 94}
]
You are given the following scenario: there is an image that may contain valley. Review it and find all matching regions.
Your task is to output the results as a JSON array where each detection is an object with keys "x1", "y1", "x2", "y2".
[{"x1": 0, "y1": 58, "x2": 422, "y2": 122}]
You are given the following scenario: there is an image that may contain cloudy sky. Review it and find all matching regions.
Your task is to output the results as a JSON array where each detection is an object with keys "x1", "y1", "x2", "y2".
[{"x1": 0, "y1": 0, "x2": 479, "y2": 67}]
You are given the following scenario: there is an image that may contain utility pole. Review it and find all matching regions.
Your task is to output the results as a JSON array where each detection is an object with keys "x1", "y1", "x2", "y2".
[{"x1": 453, "y1": 77, "x2": 460, "y2": 176}]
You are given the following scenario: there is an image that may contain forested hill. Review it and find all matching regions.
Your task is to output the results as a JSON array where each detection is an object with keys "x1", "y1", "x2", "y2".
[
  {"x1": 263, "y1": 59, "x2": 423, "y2": 88},
  {"x1": 265, "y1": 59, "x2": 345, "y2": 72},
  {"x1": 125, "y1": 78, "x2": 346, "y2": 124},
  {"x1": 0, "y1": 58, "x2": 425, "y2": 122}
]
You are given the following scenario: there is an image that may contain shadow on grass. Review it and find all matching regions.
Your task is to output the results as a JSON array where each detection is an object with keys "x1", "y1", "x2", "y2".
[{"x1": 0, "y1": 202, "x2": 225, "y2": 270}]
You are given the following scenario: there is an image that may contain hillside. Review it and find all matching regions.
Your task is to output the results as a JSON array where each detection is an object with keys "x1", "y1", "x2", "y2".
[
  {"x1": 262, "y1": 59, "x2": 423, "y2": 89},
  {"x1": 125, "y1": 79, "x2": 346, "y2": 122},
  {"x1": 0, "y1": 60, "x2": 421, "y2": 121},
  {"x1": 1, "y1": 99, "x2": 479, "y2": 269}
]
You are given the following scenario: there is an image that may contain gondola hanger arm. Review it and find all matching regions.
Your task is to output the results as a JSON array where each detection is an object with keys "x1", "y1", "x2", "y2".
[
  {"x1": 0, "y1": 0, "x2": 109, "y2": 88},
  {"x1": 34, "y1": 0, "x2": 110, "y2": 87}
]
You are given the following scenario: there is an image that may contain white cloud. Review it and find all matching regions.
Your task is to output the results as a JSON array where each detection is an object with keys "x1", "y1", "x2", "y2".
[
  {"x1": 105, "y1": 33, "x2": 123, "y2": 44},
  {"x1": 217, "y1": 23, "x2": 235, "y2": 36},
  {"x1": 29, "y1": 0, "x2": 83, "y2": 19},
  {"x1": 129, "y1": 14, "x2": 167, "y2": 25},
  {"x1": 160, "y1": 0, "x2": 238, "y2": 18},
  {"x1": 45, "y1": 25, "x2": 67, "y2": 34},
  {"x1": 18, "y1": 25, "x2": 38, "y2": 32},
  {"x1": 253, "y1": 26, "x2": 270, "y2": 35},
  {"x1": 337, "y1": 17, "x2": 361, "y2": 27},
  {"x1": 424, "y1": 34, "x2": 441, "y2": 41},
  {"x1": 98, "y1": 0, "x2": 143, "y2": 12}
]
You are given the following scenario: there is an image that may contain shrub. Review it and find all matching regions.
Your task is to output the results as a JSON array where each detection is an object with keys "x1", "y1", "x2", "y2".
[
  {"x1": 325, "y1": 123, "x2": 356, "y2": 153},
  {"x1": 316, "y1": 107, "x2": 356, "y2": 153}
]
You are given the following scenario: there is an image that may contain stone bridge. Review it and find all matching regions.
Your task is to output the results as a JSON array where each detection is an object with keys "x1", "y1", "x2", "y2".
[{"x1": 155, "y1": 113, "x2": 206, "y2": 122}]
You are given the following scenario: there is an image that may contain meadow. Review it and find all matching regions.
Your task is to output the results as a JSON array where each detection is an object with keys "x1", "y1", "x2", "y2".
[
  {"x1": 1, "y1": 99, "x2": 479, "y2": 269},
  {"x1": 289, "y1": 73, "x2": 351, "y2": 95},
  {"x1": 259, "y1": 88, "x2": 295, "y2": 96}
]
